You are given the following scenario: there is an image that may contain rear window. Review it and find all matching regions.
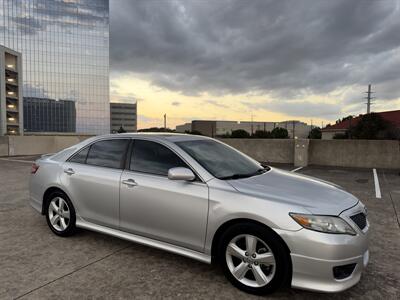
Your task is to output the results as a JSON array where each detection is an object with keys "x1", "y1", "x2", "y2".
[
  {"x1": 69, "y1": 147, "x2": 89, "y2": 164},
  {"x1": 85, "y1": 139, "x2": 130, "y2": 169}
]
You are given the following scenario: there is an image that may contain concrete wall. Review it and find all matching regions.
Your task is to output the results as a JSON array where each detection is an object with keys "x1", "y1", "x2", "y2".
[
  {"x1": 0, "y1": 136, "x2": 8, "y2": 156},
  {"x1": 1, "y1": 135, "x2": 399, "y2": 169},
  {"x1": 309, "y1": 140, "x2": 400, "y2": 169},
  {"x1": 221, "y1": 138, "x2": 399, "y2": 169},
  {"x1": 4, "y1": 135, "x2": 91, "y2": 156},
  {"x1": 220, "y1": 138, "x2": 294, "y2": 164}
]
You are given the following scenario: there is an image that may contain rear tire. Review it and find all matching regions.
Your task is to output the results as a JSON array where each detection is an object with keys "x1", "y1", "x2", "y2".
[
  {"x1": 217, "y1": 223, "x2": 291, "y2": 295},
  {"x1": 45, "y1": 191, "x2": 77, "y2": 237}
]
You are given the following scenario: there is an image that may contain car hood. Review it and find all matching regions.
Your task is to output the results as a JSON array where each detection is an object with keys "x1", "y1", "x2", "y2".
[{"x1": 227, "y1": 167, "x2": 358, "y2": 216}]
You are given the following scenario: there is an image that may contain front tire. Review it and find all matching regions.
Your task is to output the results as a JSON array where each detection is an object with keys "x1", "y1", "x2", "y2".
[
  {"x1": 45, "y1": 191, "x2": 77, "y2": 237},
  {"x1": 217, "y1": 223, "x2": 291, "y2": 295}
]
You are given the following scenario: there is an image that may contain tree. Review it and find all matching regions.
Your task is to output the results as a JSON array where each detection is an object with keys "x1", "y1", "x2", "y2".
[
  {"x1": 231, "y1": 129, "x2": 250, "y2": 138},
  {"x1": 252, "y1": 130, "x2": 272, "y2": 138},
  {"x1": 335, "y1": 115, "x2": 353, "y2": 124},
  {"x1": 350, "y1": 113, "x2": 394, "y2": 140},
  {"x1": 138, "y1": 127, "x2": 175, "y2": 132},
  {"x1": 117, "y1": 126, "x2": 126, "y2": 133},
  {"x1": 308, "y1": 127, "x2": 322, "y2": 139},
  {"x1": 271, "y1": 127, "x2": 289, "y2": 139}
]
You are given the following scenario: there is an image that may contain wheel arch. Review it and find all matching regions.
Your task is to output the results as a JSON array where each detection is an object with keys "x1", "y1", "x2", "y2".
[
  {"x1": 210, "y1": 218, "x2": 292, "y2": 265},
  {"x1": 42, "y1": 186, "x2": 69, "y2": 215}
]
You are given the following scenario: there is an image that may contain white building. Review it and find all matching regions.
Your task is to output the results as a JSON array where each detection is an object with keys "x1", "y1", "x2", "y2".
[
  {"x1": 176, "y1": 120, "x2": 311, "y2": 138},
  {"x1": 175, "y1": 122, "x2": 192, "y2": 133},
  {"x1": 0, "y1": 45, "x2": 23, "y2": 135},
  {"x1": 110, "y1": 102, "x2": 137, "y2": 133}
]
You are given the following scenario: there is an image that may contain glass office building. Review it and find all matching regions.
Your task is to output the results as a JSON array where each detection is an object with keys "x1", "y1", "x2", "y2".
[{"x1": 0, "y1": 0, "x2": 109, "y2": 134}]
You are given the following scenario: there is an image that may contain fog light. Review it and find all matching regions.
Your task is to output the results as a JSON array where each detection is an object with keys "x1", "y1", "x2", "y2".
[{"x1": 333, "y1": 263, "x2": 356, "y2": 280}]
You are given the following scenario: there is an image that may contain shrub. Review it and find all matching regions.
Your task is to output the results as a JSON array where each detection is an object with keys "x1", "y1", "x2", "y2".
[
  {"x1": 252, "y1": 130, "x2": 272, "y2": 138},
  {"x1": 231, "y1": 129, "x2": 250, "y2": 138},
  {"x1": 271, "y1": 127, "x2": 289, "y2": 139}
]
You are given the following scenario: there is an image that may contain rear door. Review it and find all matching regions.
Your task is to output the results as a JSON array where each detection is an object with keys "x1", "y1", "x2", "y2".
[
  {"x1": 61, "y1": 138, "x2": 130, "y2": 229},
  {"x1": 119, "y1": 139, "x2": 209, "y2": 252}
]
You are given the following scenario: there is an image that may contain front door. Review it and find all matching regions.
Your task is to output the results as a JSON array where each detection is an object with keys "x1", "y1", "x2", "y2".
[{"x1": 119, "y1": 139, "x2": 209, "y2": 252}]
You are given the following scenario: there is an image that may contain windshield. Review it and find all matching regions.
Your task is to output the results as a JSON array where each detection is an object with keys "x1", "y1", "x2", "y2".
[{"x1": 176, "y1": 139, "x2": 267, "y2": 179}]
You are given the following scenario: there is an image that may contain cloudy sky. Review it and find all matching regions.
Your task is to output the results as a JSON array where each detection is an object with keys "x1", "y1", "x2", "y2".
[{"x1": 110, "y1": 0, "x2": 400, "y2": 129}]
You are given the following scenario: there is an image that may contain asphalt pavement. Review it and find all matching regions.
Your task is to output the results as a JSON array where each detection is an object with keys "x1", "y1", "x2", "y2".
[{"x1": 0, "y1": 158, "x2": 399, "y2": 299}]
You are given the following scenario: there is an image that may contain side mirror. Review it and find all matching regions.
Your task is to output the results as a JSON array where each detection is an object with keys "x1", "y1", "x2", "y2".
[{"x1": 168, "y1": 167, "x2": 196, "y2": 181}]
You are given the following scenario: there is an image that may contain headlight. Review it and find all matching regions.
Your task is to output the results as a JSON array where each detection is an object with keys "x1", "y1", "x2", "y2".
[{"x1": 290, "y1": 213, "x2": 356, "y2": 235}]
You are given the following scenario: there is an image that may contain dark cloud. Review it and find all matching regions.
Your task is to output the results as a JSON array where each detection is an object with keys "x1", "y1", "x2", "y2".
[
  {"x1": 171, "y1": 101, "x2": 181, "y2": 106},
  {"x1": 110, "y1": 0, "x2": 400, "y2": 115}
]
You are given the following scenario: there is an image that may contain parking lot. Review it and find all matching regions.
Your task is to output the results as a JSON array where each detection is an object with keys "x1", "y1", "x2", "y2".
[{"x1": 0, "y1": 157, "x2": 399, "y2": 299}]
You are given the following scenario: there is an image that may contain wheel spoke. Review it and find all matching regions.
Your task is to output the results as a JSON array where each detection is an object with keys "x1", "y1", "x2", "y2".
[
  {"x1": 50, "y1": 201, "x2": 58, "y2": 212},
  {"x1": 255, "y1": 252, "x2": 274, "y2": 266},
  {"x1": 60, "y1": 218, "x2": 67, "y2": 230},
  {"x1": 62, "y1": 209, "x2": 70, "y2": 219},
  {"x1": 245, "y1": 235, "x2": 257, "y2": 254},
  {"x1": 227, "y1": 242, "x2": 246, "y2": 259},
  {"x1": 50, "y1": 214, "x2": 60, "y2": 226},
  {"x1": 58, "y1": 198, "x2": 63, "y2": 210},
  {"x1": 252, "y1": 265, "x2": 268, "y2": 286},
  {"x1": 233, "y1": 262, "x2": 248, "y2": 280}
]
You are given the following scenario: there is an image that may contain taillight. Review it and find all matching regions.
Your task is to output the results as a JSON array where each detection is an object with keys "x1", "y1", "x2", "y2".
[{"x1": 31, "y1": 163, "x2": 39, "y2": 174}]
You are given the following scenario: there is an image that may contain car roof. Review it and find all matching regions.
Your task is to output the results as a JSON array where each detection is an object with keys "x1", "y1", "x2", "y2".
[{"x1": 90, "y1": 132, "x2": 213, "y2": 143}]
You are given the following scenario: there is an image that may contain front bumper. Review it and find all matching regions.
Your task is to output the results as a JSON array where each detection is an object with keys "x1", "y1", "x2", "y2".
[
  {"x1": 277, "y1": 204, "x2": 369, "y2": 293},
  {"x1": 290, "y1": 249, "x2": 369, "y2": 292}
]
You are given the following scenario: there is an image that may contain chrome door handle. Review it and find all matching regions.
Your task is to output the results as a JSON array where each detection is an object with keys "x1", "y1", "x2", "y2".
[
  {"x1": 122, "y1": 179, "x2": 138, "y2": 187},
  {"x1": 64, "y1": 168, "x2": 75, "y2": 175}
]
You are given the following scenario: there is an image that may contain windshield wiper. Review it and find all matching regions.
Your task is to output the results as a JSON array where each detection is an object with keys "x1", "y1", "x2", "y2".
[
  {"x1": 219, "y1": 173, "x2": 253, "y2": 180},
  {"x1": 219, "y1": 167, "x2": 270, "y2": 180}
]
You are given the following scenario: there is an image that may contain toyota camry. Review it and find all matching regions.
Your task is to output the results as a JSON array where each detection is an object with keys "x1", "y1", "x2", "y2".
[{"x1": 29, "y1": 133, "x2": 369, "y2": 295}]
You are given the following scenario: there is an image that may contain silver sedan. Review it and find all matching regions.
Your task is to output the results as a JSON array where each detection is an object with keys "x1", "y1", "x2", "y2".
[{"x1": 29, "y1": 133, "x2": 369, "y2": 295}]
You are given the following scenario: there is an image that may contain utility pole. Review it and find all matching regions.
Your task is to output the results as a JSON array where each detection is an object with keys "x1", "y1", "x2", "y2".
[
  {"x1": 365, "y1": 84, "x2": 374, "y2": 114},
  {"x1": 163, "y1": 114, "x2": 166, "y2": 129},
  {"x1": 292, "y1": 121, "x2": 295, "y2": 139},
  {"x1": 251, "y1": 113, "x2": 254, "y2": 135}
]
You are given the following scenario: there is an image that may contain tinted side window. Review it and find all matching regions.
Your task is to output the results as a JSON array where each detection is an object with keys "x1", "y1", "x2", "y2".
[
  {"x1": 69, "y1": 147, "x2": 89, "y2": 164},
  {"x1": 131, "y1": 140, "x2": 187, "y2": 176},
  {"x1": 86, "y1": 139, "x2": 130, "y2": 169}
]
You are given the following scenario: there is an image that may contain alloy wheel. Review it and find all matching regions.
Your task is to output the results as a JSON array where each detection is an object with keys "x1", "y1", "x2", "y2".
[
  {"x1": 48, "y1": 197, "x2": 71, "y2": 232},
  {"x1": 225, "y1": 234, "x2": 276, "y2": 288}
]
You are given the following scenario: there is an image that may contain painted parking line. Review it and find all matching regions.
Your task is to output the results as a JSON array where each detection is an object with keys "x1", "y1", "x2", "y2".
[
  {"x1": 0, "y1": 158, "x2": 34, "y2": 164},
  {"x1": 373, "y1": 168, "x2": 382, "y2": 199},
  {"x1": 291, "y1": 166, "x2": 303, "y2": 172}
]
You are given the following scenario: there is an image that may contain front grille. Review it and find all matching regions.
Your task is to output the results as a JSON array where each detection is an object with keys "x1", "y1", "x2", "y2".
[{"x1": 350, "y1": 212, "x2": 367, "y2": 230}]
